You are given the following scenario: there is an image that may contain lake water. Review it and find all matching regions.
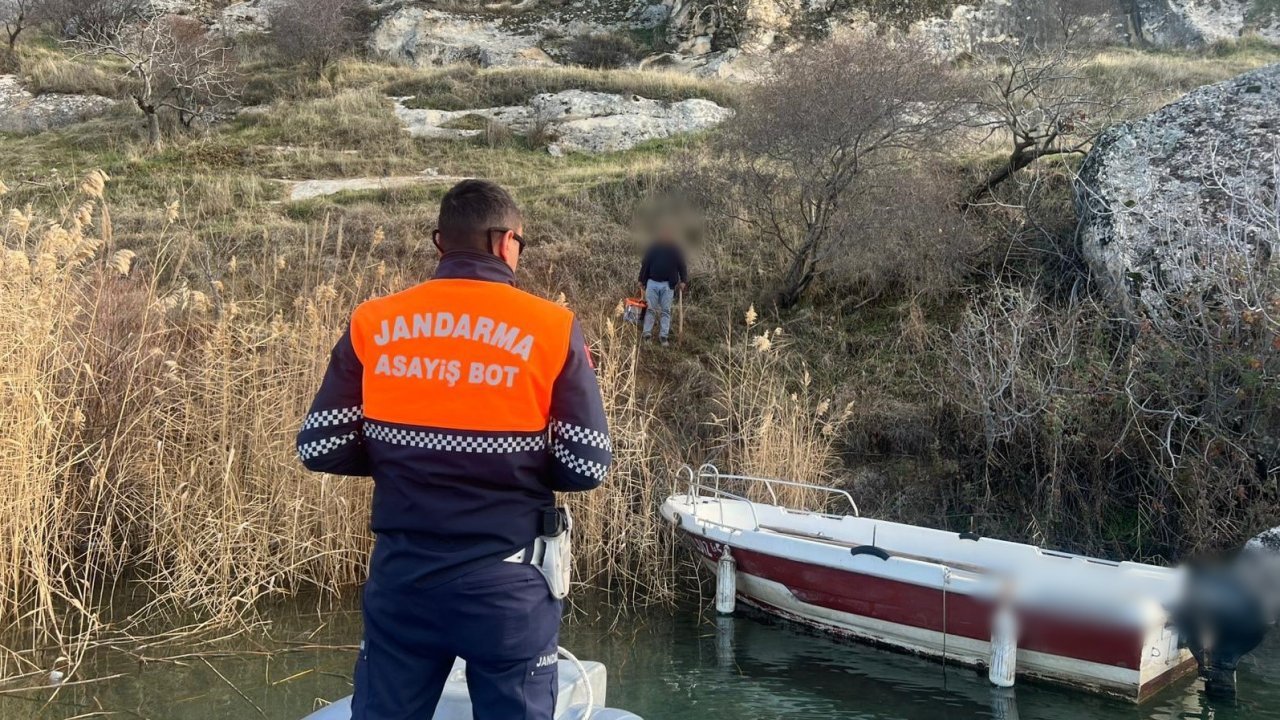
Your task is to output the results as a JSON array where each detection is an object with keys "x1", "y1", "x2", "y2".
[{"x1": 2, "y1": 600, "x2": 1276, "y2": 720}]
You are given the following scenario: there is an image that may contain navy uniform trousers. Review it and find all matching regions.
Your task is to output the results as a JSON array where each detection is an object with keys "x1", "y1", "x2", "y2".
[{"x1": 352, "y1": 536, "x2": 562, "y2": 720}]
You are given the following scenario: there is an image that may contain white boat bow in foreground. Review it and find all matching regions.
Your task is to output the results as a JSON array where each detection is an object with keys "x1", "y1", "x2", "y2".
[{"x1": 301, "y1": 654, "x2": 640, "y2": 720}]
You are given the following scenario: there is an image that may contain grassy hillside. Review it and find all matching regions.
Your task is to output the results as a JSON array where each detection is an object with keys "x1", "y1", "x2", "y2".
[{"x1": 0, "y1": 29, "x2": 1277, "y2": 671}]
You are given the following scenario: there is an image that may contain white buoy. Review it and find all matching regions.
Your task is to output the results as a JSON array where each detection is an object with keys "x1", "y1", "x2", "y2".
[
  {"x1": 989, "y1": 601, "x2": 1018, "y2": 688},
  {"x1": 716, "y1": 548, "x2": 736, "y2": 615}
]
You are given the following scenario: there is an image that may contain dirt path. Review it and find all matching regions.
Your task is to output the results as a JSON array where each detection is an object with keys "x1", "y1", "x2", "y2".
[{"x1": 281, "y1": 173, "x2": 465, "y2": 202}]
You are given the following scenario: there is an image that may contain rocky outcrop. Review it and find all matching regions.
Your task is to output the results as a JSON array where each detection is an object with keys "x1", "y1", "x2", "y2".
[
  {"x1": 533, "y1": 89, "x2": 733, "y2": 154},
  {"x1": 665, "y1": 0, "x2": 806, "y2": 56},
  {"x1": 214, "y1": 0, "x2": 288, "y2": 36},
  {"x1": 366, "y1": 1, "x2": 680, "y2": 69},
  {"x1": 393, "y1": 89, "x2": 733, "y2": 154},
  {"x1": 370, "y1": 7, "x2": 556, "y2": 68},
  {"x1": 1135, "y1": 0, "x2": 1280, "y2": 48},
  {"x1": 283, "y1": 170, "x2": 463, "y2": 202},
  {"x1": 0, "y1": 76, "x2": 117, "y2": 134},
  {"x1": 1249, "y1": 527, "x2": 1280, "y2": 554},
  {"x1": 1075, "y1": 63, "x2": 1280, "y2": 317},
  {"x1": 663, "y1": 0, "x2": 1278, "y2": 63}
]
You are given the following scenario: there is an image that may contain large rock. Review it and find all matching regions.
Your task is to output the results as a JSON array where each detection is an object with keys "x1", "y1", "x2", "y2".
[
  {"x1": 663, "y1": 0, "x2": 1279, "y2": 63},
  {"x1": 1135, "y1": 0, "x2": 1280, "y2": 48},
  {"x1": 531, "y1": 89, "x2": 734, "y2": 154},
  {"x1": 392, "y1": 89, "x2": 733, "y2": 155},
  {"x1": 667, "y1": 0, "x2": 805, "y2": 55},
  {"x1": 1075, "y1": 63, "x2": 1280, "y2": 318},
  {"x1": 370, "y1": 7, "x2": 556, "y2": 68},
  {"x1": 1248, "y1": 527, "x2": 1280, "y2": 554},
  {"x1": 214, "y1": 0, "x2": 288, "y2": 36},
  {"x1": 0, "y1": 76, "x2": 117, "y2": 134}
]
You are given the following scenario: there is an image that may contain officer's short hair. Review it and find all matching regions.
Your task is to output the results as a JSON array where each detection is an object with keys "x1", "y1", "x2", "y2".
[{"x1": 437, "y1": 180, "x2": 523, "y2": 252}]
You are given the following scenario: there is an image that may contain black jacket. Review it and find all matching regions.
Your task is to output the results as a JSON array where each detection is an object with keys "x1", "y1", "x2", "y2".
[{"x1": 638, "y1": 243, "x2": 688, "y2": 290}]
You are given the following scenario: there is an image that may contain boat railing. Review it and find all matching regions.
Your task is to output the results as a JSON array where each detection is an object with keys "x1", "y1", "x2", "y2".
[{"x1": 678, "y1": 464, "x2": 859, "y2": 532}]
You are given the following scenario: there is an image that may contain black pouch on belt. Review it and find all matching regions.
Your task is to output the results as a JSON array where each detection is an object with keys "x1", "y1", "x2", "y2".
[
  {"x1": 540, "y1": 507, "x2": 569, "y2": 537},
  {"x1": 536, "y1": 507, "x2": 572, "y2": 599}
]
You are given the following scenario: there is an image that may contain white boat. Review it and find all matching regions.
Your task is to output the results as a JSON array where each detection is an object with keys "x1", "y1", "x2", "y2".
[
  {"x1": 660, "y1": 465, "x2": 1202, "y2": 702},
  {"x1": 301, "y1": 653, "x2": 640, "y2": 720}
]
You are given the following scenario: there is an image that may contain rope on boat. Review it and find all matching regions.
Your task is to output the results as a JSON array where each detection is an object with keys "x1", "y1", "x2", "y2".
[{"x1": 557, "y1": 646, "x2": 595, "y2": 718}]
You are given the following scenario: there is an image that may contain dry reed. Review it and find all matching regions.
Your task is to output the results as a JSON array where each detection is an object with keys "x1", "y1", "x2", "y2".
[
  {"x1": 0, "y1": 174, "x2": 708, "y2": 681},
  {"x1": 705, "y1": 306, "x2": 853, "y2": 512}
]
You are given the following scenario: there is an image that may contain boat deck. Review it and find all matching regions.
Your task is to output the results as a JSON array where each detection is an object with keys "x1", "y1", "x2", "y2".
[{"x1": 760, "y1": 525, "x2": 992, "y2": 576}]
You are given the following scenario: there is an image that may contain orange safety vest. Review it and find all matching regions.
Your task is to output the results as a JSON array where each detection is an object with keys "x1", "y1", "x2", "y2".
[
  {"x1": 351, "y1": 279, "x2": 573, "y2": 433},
  {"x1": 296, "y1": 251, "x2": 611, "y2": 587}
]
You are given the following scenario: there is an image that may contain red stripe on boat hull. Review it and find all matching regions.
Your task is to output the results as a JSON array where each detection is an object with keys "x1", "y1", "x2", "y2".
[{"x1": 687, "y1": 534, "x2": 1146, "y2": 671}]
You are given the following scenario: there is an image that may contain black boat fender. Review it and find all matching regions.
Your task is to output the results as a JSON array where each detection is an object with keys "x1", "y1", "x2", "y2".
[{"x1": 849, "y1": 546, "x2": 891, "y2": 561}]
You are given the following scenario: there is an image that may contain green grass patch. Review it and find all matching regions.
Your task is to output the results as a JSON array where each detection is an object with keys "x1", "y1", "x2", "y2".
[
  {"x1": 439, "y1": 114, "x2": 492, "y2": 131},
  {"x1": 389, "y1": 65, "x2": 738, "y2": 110}
]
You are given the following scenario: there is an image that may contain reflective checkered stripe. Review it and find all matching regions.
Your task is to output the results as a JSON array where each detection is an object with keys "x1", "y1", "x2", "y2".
[
  {"x1": 298, "y1": 432, "x2": 358, "y2": 461},
  {"x1": 365, "y1": 421, "x2": 546, "y2": 453},
  {"x1": 551, "y1": 419, "x2": 611, "y2": 452},
  {"x1": 551, "y1": 439, "x2": 609, "y2": 483},
  {"x1": 302, "y1": 405, "x2": 362, "y2": 431}
]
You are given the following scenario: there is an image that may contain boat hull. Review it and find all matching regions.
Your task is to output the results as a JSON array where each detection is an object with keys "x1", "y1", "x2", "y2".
[{"x1": 666, "y1": 500, "x2": 1197, "y2": 702}]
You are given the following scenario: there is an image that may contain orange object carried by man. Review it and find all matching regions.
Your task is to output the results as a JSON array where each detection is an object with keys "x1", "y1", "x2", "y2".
[{"x1": 622, "y1": 297, "x2": 647, "y2": 326}]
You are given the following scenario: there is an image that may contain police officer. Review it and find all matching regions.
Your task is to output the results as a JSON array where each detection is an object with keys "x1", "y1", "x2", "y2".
[{"x1": 296, "y1": 179, "x2": 611, "y2": 719}]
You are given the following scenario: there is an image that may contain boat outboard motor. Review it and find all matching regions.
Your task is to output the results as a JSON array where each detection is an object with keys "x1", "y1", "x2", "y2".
[{"x1": 1173, "y1": 527, "x2": 1280, "y2": 701}]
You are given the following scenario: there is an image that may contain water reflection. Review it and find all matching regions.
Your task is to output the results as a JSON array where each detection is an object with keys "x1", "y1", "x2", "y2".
[
  {"x1": 0, "y1": 601, "x2": 1275, "y2": 719},
  {"x1": 563, "y1": 606, "x2": 1280, "y2": 720}
]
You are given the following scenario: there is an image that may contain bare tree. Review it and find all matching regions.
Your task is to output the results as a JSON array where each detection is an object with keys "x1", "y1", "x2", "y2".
[
  {"x1": 78, "y1": 15, "x2": 239, "y2": 148},
  {"x1": 718, "y1": 36, "x2": 969, "y2": 308},
  {"x1": 966, "y1": 43, "x2": 1123, "y2": 206},
  {"x1": 1, "y1": 0, "x2": 43, "y2": 53},
  {"x1": 39, "y1": 0, "x2": 145, "y2": 39},
  {"x1": 269, "y1": 0, "x2": 363, "y2": 78},
  {"x1": 1120, "y1": 0, "x2": 1147, "y2": 47}
]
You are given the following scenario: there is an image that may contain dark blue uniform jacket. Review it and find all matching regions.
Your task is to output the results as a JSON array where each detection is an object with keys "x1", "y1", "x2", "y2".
[{"x1": 296, "y1": 252, "x2": 611, "y2": 587}]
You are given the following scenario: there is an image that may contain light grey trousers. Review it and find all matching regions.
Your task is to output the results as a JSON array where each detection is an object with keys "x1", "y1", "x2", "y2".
[{"x1": 643, "y1": 279, "x2": 674, "y2": 339}]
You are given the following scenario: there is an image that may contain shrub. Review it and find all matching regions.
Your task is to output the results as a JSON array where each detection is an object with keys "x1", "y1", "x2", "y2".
[
  {"x1": 269, "y1": 0, "x2": 364, "y2": 78},
  {"x1": 38, "y1": 0, "x2": 146, "y2": 39},
  {"x1": 566, "y1": 31, "x2": 643, "y2": 69},
  {"x1": 830, "y1": 167, "x2": 977, "y2": 303},
  {"x1": 715, "y1": 35, "x2": 969, "y2": 307}
]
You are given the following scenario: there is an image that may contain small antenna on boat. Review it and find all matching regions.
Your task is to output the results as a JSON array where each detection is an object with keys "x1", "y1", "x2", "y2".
[{"x1": 871, "y1": 525, "x2": 877, "y2": 549}]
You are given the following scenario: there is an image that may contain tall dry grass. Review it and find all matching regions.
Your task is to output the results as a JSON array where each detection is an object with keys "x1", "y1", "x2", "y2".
[
  {"x1": 705, "y1": 305, "x2": 854, "y2": 512},
  {"x1": 565, "y1": 319, "x2": 683, "y2": 614},
  {"x1": 0, "y1": 173, "x2": 702, "y2": 682},
  {"x1": 0, "y1": 172, "x2": 384, "y2": 682}
]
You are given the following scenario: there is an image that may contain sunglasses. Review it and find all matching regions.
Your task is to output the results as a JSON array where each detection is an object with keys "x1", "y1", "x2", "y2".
[{"x1": 431, "y1": 228, "x2": 526, "y2": 254}]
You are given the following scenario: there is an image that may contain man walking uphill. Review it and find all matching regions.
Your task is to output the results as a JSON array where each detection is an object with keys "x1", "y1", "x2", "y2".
[
  {"x1": 296, "y1": 179, "x2": 612, "y2": 720},
  {"x1": 637, "y1": 228, "x2": 688, "y2": 345}
]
